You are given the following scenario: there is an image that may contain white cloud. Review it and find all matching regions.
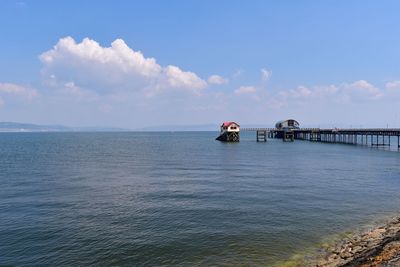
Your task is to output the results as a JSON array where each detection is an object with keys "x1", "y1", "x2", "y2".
[
  {"x1": 163, "y1": 65, "x2": 206, "y2": 89},
  {"x1": 297, "y1": 85, "x2": 312, "y2": 97},
  {"x1": 385, "y1": 80, "x2": 400, "y2": 90},
  {"x1": 347, "y1": 80, "x2": 380, "y2": 95},
  {"x1": 207, "y1": 75, "x2": 228, "y2": 85},
  {"x1": 279, "y1": 80, "x2": 381, "y2": 100},
  {"x1": 40, "y1": 37, "x2": 207, "y2": 95},
  {"x1": 279, "y1": 85, "x2": 313, "y2": 99},
  {"x1": 0, "y1": 83, "x2": 37, "y2": 99},
  {"x1": 234, "y1": 86, "x2": 257, "y2": 95},
  {"x1": 261, "y1": 68, "x2": 272, "y2": 82},
  {"x1": 271, "y1": 79, "x2": 384, "y2": 111}
]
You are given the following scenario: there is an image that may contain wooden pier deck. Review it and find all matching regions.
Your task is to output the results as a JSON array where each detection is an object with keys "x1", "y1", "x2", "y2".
[{"x1": 241, "y1": 127, "x2": 400, "y2": 148}]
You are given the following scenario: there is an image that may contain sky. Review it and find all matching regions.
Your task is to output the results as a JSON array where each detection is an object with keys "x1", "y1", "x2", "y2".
[{"x1": 1, "y1": 0, "x2": 400, "y2": 129}]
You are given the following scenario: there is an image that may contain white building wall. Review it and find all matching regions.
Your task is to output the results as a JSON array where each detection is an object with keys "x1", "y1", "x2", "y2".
[{"x1": 228, "y1": 125, "x2": 240, "y2": 132}]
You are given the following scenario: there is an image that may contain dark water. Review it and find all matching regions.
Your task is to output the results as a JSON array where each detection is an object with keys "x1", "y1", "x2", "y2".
[{"x1": 1, "y1": 132, "x2": 400, "y2": 266}]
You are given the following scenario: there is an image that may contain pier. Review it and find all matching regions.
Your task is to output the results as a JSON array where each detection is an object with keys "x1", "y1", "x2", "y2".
[
  {"x1": 217, "y1": 119, "x2": 400, "y2": 149},
  {"x1": 241, "y1": 127, "x2": 400, "y2": 148}
]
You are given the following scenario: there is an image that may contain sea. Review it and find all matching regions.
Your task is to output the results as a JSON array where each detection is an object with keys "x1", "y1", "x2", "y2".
[{"x1": 1, "y1": 131, "x2": 400, "y2": 266}]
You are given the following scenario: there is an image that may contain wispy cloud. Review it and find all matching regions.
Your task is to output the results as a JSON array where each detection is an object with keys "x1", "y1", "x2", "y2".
[
  {"x1": 207, "y1": 75, "x2": 228, "y2": 85},
  {"x1": 264, "y1": 79, "x2": 386, "y2": 111},
  {"x1": 234, "y1": 85, "x2": 257, "y2": 95},
  {"x1": 385, "y1": 80, "x2": 400, "y2": 90},
  {"x1": 261, "y1": 68, "x2": 272, "y2": 82},
  {"x1": 232, "y1": 69, "x2": 244, "y2": 79},
  {"x1": 0, "y1": 82, "x2": 37, "y2": 99}
]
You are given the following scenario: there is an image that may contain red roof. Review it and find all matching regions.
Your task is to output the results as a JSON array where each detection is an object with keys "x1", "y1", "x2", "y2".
[{"x1": 222, "y1": 122, "x2": 239, "y2": 127}]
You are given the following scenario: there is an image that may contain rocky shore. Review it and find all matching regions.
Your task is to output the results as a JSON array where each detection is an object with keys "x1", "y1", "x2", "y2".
[{"x1": 309, "y1": 216, "x2": 400, "y2": 266}]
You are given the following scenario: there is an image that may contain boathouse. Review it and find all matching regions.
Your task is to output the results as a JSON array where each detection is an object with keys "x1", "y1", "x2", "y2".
[
  {"x1": 216, "y1": 122, "x2": 240, "y2": 142},
  {"x1": 220, "y1": 121, "x2": 240, "y2": 133}
]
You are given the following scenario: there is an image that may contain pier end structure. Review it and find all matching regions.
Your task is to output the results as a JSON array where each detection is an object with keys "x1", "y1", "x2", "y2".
[
  {"x1": 275, "y1": 119, "x2": 299, "y2": 142},
  {"x1": 216, "y1": 122, "x2": 240, "y2": 142}
]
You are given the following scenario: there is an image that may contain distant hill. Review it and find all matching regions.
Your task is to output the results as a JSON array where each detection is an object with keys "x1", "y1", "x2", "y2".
[
  {"x1": 0, "y1": 122, "x2": 70, "y2": 132},
  {"x1": 135, "y1": 124, "x2": 219, "y2": 131},
  {"x1": 0, "y1": 122, "x2": 130, "y2": 132}
]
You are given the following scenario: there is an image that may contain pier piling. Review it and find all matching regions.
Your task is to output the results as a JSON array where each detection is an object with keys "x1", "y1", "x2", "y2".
[{"x1": 256, "y1": 130, "x2": 267, "y2": 142}]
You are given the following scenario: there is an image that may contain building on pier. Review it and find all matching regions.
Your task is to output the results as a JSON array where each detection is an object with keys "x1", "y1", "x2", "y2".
[
  {"x1": 275, "y1": 119, "x2": 299, "y2": 141},
  {"x1": 275, "y1": 119, "x2": 300, "y2": 130}
]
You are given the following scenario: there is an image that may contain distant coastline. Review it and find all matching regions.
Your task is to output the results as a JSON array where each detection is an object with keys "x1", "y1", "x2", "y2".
[
  {"x1": 0, "y1": 122, "x2": 130, "y2": 133},
  {"x1": 0, "y1": 122, "x2": 217, "y2": 132}
]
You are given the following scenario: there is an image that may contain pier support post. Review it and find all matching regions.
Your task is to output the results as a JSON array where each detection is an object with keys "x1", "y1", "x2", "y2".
[
  {"x1": 256, "y1": 130, "x2": 267, "y2": 142},
  {"x1": 398, "y1": 135, "x2": 400, "y2": 149}
]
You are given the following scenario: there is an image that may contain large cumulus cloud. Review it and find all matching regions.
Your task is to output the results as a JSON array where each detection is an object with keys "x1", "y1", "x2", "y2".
[{"x1": 40, "y1": 37, "x2": 207, "y2": 95}]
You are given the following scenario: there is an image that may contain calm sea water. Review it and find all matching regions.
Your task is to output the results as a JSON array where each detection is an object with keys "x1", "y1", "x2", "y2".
[{"x1": 1, "y1": 132, "x2": 400, "y2": 266}]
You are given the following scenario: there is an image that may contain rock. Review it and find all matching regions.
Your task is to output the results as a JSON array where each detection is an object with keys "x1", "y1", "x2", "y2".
[
  {"x1": 340, "y1": 251, "x2": 353, "y2": 259},
  {"x1": 304, "y1": 216, "x2": 400, "y2": 266},
  {"x1": 352, "y1": 245, "x2": 363, "y2": 253}
]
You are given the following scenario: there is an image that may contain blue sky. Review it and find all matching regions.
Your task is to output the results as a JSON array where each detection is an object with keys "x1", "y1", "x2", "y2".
[{"x1": 1, "y1": 0, "x2": 400, "y2": 128}]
